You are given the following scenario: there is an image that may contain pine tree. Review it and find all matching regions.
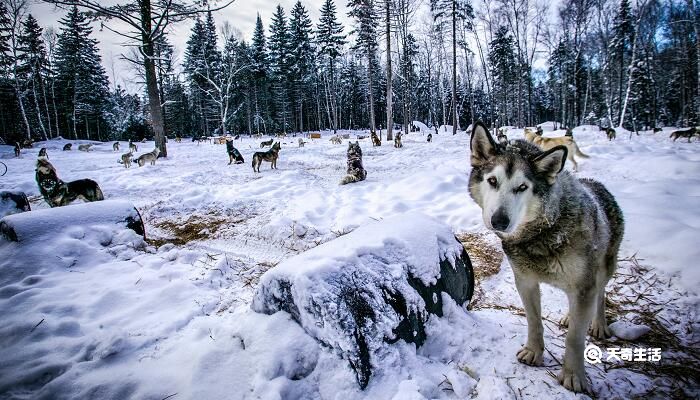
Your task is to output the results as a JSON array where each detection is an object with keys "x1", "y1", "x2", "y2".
[
  {"x1": 288, "y1": 1, "x2": 315, "y2": 134},
  {"x1": 348, "y1": 0, "x2": 379, "y2": 132},
  {"x1": 489, "y1": 26, "x2": 516, "y2": 127},
  {"x1": 55, "y1": 6, "x2": 110, "y2": 139},
  {"x1": 610, "y1": 0, "x2": 635, "y2": 123},
  {"x1": 17, "y1": 14, "x2": 50, "y2": 139},
  {"x1": 269, "y1": 5, "x2": 292, "y2": 133},
  {"x1": 317, "y1": 0, "x2": 346, "y2": 133},
  {"x1": 251, "y1": 14, "x2": 270, "y2": 134}
]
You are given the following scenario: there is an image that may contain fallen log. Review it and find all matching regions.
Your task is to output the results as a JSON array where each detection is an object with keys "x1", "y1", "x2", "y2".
[{"x1": 252, "y1": 212, "x2": 474, "y2": 389}]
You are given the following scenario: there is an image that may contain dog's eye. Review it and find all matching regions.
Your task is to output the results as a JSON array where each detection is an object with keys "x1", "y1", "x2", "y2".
[
  {"x1": 515, "y1": 183, "x2": 529, "y2": 193},
  {"x1": 487, "y1": 177, "x2": 497, "y2": 187}
]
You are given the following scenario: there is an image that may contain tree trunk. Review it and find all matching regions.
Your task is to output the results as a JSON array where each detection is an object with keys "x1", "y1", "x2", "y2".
[
  {"x1": 367, "y1": 55, "x2": 376, "y2": 132},
  {"x1": 451, "y1": 0, "x2": 457, "y2": 135},
  {"x1": 386, "y1": 0, "x2": 393, "y2": 142},
  {"x1": 140, "y1": 0, "x2": 167, "y2": 157}
]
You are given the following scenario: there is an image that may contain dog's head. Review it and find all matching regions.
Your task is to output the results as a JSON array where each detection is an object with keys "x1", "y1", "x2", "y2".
[
  {"x1": 469, "y1": 122, "x2": 567, "y2": 239},
  {"x1": 348, "y1": 141, "x2": 362, "y2": 157},
  {"x1": 273, "y1": 142, "x2": 281, "y2": 150},
  {"x1": 153, "y1": 147, "x2": 161, "y2": 157}
]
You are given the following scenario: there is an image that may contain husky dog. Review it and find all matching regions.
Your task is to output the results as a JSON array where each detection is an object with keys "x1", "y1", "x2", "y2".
[
  {"x1": 524, "y1": 129, "x2": 589, "y2": 171},
  {"x1": 226, "y1": 138, "x2": 245, "y2": 165},
  {"x1": 670, "y1": 127, "x2": 698, "y2": 142},
  {"x1": 427, "y1": 133, "x2": 433, "y2": 143},
  {"x1": 340, "y1": 141, "x2": 367, "y2": 185},
  {"x1": 468, "y1": 122, "x2": 624, "y2": 394},
  {"x1": 252, "y1": 142, "x2": 281, "y2": 172},
  {"x1": 234, "y1": 134, "x2": 240, "y2": 140},
  {"x1": 14, "y1": 143, "x2": 20, "y2": 158},
  {"x1": 129, "y1": 140, "x2": 138, "y2": 152},
  {"x1": 22, "y1": 139, "x2": 33, "y2": 148},
  {"x1": 605, "y1": 128, "x2": 616, "y2": 141},
  {"x1": 119, "y1": 152, "x2": 133, "y2": 168},
  {"x1": 38, "y1": 147, "x2": 48, "y2": 159},
  {"x1": 565, "y1": 128, "x2": 574, "y2": 137},
  {"x1": 330, "y1": 136, "x2": 342, "y2": 145},
  {"x1": 371, "y1": 131, "x2": 381, "y2": 147},
  {"x1": 78, "y1": 144, "x2": 93, "y2": 152},
  {"x1": 536, "y1": 126, "x2": 544, "y2": 136},
  {"x1": 35, "y1": 158, "x2": 104, "y2": 207},
  {"x1": 62, "y1": 143, "x2": 72, "y2": 151},
  {"x1": 136, "y1": 148, "x2": 160, "y2": 167},
  {"x1": 298, "y1": 138, "x2": 306, "y2": 148},
  {"x1": 175, "y1": 136, "x2": 182, "y2": 143},
  {"x1": 394, "y1": 132, "x2": 403, "y2": 148},
  {"x1": 113, "y1": 142, "x2": 120, "y2": 152},
  {"x1": 652, "y1": 127, "x2": 662, "y2": 133},
  {"x1": 496, "y1": 132, "x2": 508, "y2": 146},
  {"x1": 260, "y1": 138, "x2": 274, "y2": 148}
]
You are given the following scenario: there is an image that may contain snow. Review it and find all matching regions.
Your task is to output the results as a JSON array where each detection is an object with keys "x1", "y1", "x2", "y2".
[{"x1": 0, "y1": 128, "x2": 698, "y2": 399}]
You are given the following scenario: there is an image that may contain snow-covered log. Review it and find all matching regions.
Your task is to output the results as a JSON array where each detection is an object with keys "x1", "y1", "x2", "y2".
[
  {"x1": 0, "y1": 200, "x2": 145, "y2": 242},
  {"x1": 0, "y1": 191, "x2": 31, "y2": 218},
  {"x1": 251, "y1": 212, "x2": 474, "y2": 389}
]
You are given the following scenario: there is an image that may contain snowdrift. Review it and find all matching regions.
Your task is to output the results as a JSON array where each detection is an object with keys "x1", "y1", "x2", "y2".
[
  {"x1": 252, "y1": 212, "x2": 474, "y2": 389},
  {"x1": 0, "y1": 200, "x2": 144, "y2": 242}
]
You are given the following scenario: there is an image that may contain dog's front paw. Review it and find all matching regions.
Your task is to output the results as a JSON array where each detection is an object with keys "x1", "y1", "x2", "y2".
[
  {"x1": 589, "y1": 321, "x2": 611, "y2": 339},
  {"x1": 516, "y1": 346, "x2": 544, "y2": 366},
  {"x1": 557, "y1": 368, "x2": 590, "y2": 393}
]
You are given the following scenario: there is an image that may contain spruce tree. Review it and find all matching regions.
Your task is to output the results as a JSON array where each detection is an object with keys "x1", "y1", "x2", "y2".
[
  {"x1": 348, "y1": 0, "x2": 379, "y2": 132},
  {"x1": 269, "y1": 5, "x2": 292, "y2": 133},
  {"x1": 288, "y1": 1, "x2": 315, "y2": 134},
  {"x1": 317, "y1": 0, "x2": 346, "y2": 133},
  {"x1": 17, "y1": 14, "x2": 50, "y2": 139},
  {"x1": 251, "y1": 14, "x2": 270, "y2": 134}
]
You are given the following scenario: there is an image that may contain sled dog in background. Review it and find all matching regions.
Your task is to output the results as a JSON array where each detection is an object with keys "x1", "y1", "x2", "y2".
[
  {"x1": 113, "y1": 142, "x2": 120, "y2": 151},
  {"x1": 252, "y1": 142, "x2": 281, "y2": 172},
  {"x1": 119, "y1": 152, "x2": 133, "y2": 168},
  {"x1": 371, "y1": 131, "x2": 381, "y2": 146},
  {"x1": 38, "y1": 147, "x2": 48, "y2": 159},
  {"x1": 468, "y1": 122, "x2": 624, "y2": 394},
  {"x1": 260, "y1": 138, "x2": 274, "y2": 148},
  {"x1": 524, "y1": 128, "x2": 589, "y2": 171},
  {"x1": 35, "y1": 158, "x2": 104, "y2": 207},
  {"x1": 136, "y1": 148, "x2": 160, "y2": 167},
  {"x1": 394, "y1": 132, "x2": 403, "y2": 148}
]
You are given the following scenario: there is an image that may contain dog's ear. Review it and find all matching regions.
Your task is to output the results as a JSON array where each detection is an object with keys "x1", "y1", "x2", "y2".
[
  {"x1": 470, "y1": 121, "x2": 498, "y2": 167},
  {"x1": 532, "y1": 146, "x2": 567, "y2": 184}
]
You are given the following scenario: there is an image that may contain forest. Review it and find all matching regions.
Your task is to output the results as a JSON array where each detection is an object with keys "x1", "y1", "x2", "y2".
[{"x1": 0, "y1": 0, "x2": 698, "y2": 146}]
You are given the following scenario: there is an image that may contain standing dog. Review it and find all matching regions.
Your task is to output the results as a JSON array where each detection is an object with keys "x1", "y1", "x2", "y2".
[
  {"x1": 14, "y1": 143, "x2": 20, "y2": 158},
  {"x1": 298, "y1": 138, "x2": 306, "y2": 148},
  {"x1": 119, "y1": 152, "x2": 133, "y2": 168},
  {"x1": 330, "y1": 136, "x2": 342, "y2": 145},
  {"x1": 605, "y1": 128, "x2": 616, "y2": 141},
  {"x1": 670, "y1": 127, "x2": 698, "y2": 142},
  {"x1": 129, "y1": 140, "x2": 138, "y2": 152},
  {"x1": 35, "y1": 158, "x2": 104, "y2": 207},
  {"x1": 136, "y1": 148, "x2": 160, "y2": 167},
  {"x1": 113, "y1": 142, "x2": 120, "y2": 152},
  {"x1": 394, "y1": 132, "x2": 403, "y2": 148},
  {"x1": 252, "y1": 142, "x2": 281, "y2": 172},
  {"x1": 38, "y1": 147, "x2": 48, "y2": 159},
  {"x1": 524, "y1": 129, "x2": 589, "y2": 171},
  {"x1": 468, "y1": 122, "x2": 624, "y2": 393},
  {"x1": 427, "y1": 133, "x2": 432, "y2": 143},
  {"x1": 340, "y1": 141, "x2": 367, "y2": 185},
  {"x1": 371, "y1": 131, "x2": 381, "y2": 146},
  {"x1": 260, "y1": 138, "x2": 274, "y2": 148}
]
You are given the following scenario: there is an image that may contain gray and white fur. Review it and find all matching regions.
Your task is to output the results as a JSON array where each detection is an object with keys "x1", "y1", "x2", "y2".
[
  {"x1": 340, "y1": 141, "x2": 367, "y2": 185},
  {"x1": 468, "y1": 122, "x2": 624, "y2": 394}
]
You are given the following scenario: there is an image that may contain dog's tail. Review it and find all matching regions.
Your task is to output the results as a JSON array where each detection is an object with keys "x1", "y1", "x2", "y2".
[{"x1": 572, "y1": 142, "x2": 590, "y2": 158}]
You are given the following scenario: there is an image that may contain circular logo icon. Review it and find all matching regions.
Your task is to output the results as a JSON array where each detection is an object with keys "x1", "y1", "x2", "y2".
[{"x1": 584, "y1": 343, "x2": 603, "y2": 364}]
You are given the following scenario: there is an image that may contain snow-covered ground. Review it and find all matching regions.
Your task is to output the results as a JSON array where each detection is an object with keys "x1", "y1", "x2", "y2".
[{"x1": 0, "y1": 127, "x2": 698, "y2": 399}]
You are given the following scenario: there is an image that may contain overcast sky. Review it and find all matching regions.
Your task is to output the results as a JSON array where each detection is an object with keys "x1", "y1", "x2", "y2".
[{"x1": 32, "y1": 0, "x2": 353, "y2": 92}]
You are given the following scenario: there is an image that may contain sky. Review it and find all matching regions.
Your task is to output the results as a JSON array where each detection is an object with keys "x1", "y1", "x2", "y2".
[{"x1": 31, "y1": 0, "x2": 353, "y2": 92}]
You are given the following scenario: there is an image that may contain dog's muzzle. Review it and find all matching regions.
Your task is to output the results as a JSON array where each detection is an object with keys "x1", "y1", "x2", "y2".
[{"x1": 491, "y1": 208, "x2": 511, "y2": 232}]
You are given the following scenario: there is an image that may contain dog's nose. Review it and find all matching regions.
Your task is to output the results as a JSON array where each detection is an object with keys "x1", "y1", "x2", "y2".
[{"x1": 491, "y1": 209, "x2": 510, "y2": 232}]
